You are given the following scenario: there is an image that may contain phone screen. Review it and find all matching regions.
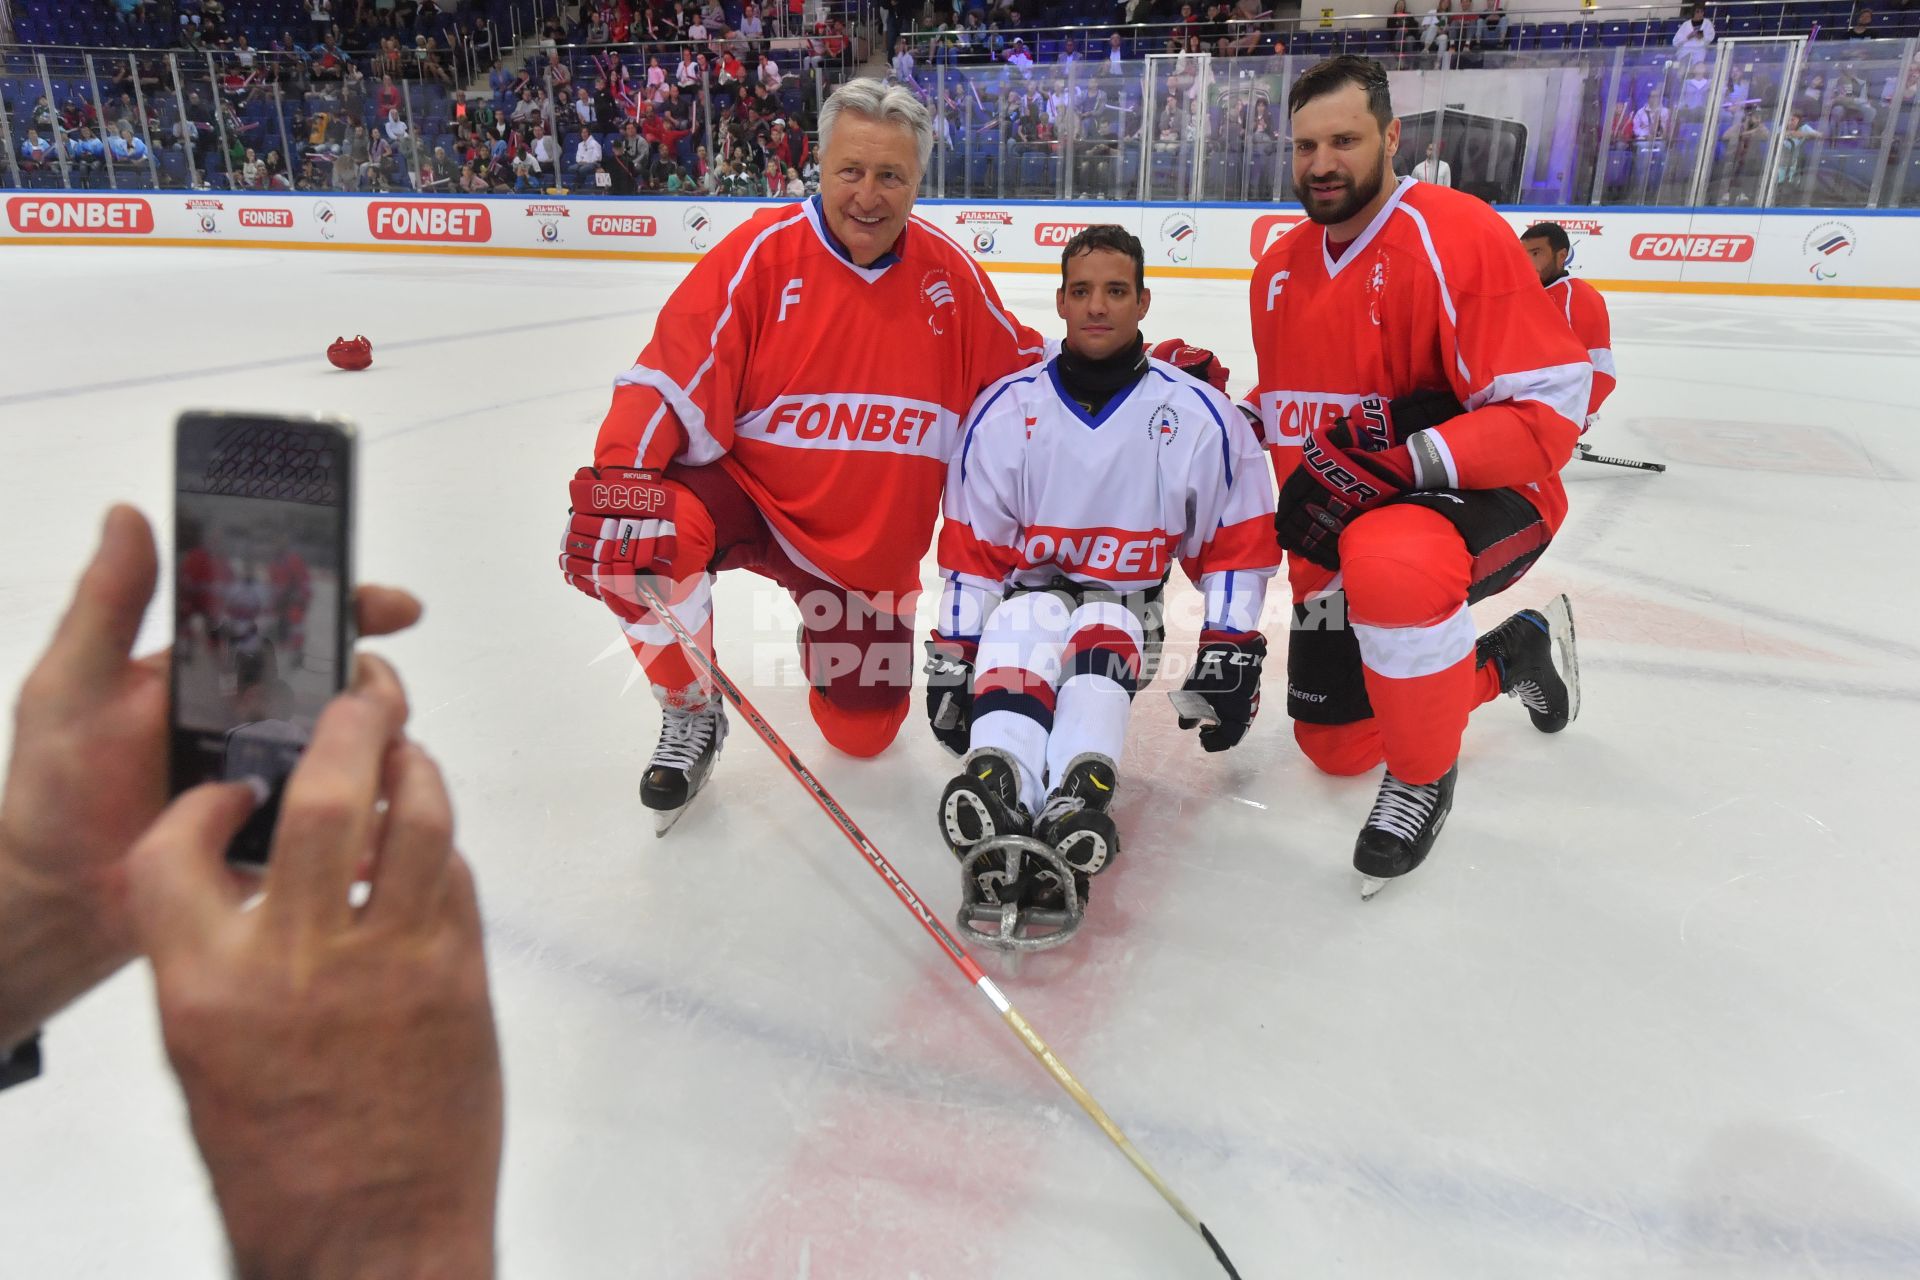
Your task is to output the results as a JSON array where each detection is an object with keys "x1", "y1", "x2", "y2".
[{"x1": 170, "y1": 412, "x2": 356, "y2": 865}]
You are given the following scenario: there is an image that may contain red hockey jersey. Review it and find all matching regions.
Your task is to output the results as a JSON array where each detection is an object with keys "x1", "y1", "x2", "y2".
[
  {"x1": 1546, "y1": 273, "x2": 1616, "y2": 425},
  {"x1": 1246, "y1": 178, "x2": 1590, "y2": 587},
  {"x1": 594, "y1": 197, "x2": 1047, "y2": 598}
]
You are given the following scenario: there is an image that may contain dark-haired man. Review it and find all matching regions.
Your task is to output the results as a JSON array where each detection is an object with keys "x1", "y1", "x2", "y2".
[
  {"x1": 1247, "y1": 56, "x2": 1590, "y2": 895},
  {"x1": 928, "y1": 225, "x2": 1278, "y2": 938},
  {"x1": 1520, "y1": 221, "x2": 1615, "y2": 428}
]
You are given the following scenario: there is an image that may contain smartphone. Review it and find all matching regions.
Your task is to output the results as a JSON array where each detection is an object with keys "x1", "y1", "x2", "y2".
[{"x1": 169, "y1": 411, "x2": 357, "y2": 866}]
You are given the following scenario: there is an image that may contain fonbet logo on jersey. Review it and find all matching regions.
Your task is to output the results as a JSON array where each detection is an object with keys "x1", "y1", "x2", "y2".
[
  {"x1": 747, "y1": 395, "x2": 955, "y2": 459},
  {"x1": 369, "y1": 201, "x2": 491, "y2": 242},
  {"x1": 1257, "y1": 390, "x2": 1367, "y2": 446},
  {"x1": 1020, "y1": 525, "x2": 1172, "y2": 579},
  {"x1": 7, "y1": 196, "x2": 154, "y2": 234},
  {"x1": 1628, "y1": 233, "x2": 1754, "y2": 262}
]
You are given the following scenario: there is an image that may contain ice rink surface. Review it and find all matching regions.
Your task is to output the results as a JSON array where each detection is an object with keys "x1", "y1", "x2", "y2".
[{"x1": 2, "y1": 243, "x2": 1917, "y2": 1279}]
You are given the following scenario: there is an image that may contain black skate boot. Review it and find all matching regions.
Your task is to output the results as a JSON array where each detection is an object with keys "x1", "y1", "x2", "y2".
[
  {"x1": 1476, "y1": 594, "x2": 1580, "y2": 734},
  {"x1": 938, "y1": 747, "x2": 1031, "y2": 859},
  {"x1": 1028, "y1": 753, "x2": 1121, "y2": 910},
  {"x1": 641, "y1": 700, "x2": 728, "y2": 836},
  {"x1": 1353, "y1": 765, "x2": 1457, "y2": 899}
]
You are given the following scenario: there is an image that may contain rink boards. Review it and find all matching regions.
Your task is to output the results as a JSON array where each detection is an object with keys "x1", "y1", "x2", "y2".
[{"x1": 4, "y1": 189, "x2": 1918, "y2": 300}]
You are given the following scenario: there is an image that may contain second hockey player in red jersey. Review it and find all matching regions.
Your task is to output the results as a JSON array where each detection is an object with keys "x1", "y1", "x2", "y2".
[
  {"x1": 1248, "y1": 57, "x2": 1590, "y2": 894},
  {"x1": 927, "y1": 227, "x2": 1279, "y2": 945},
  {"x1": 1521, "y1": 221, "x2": 1616, "y2": 428},
  {"x1": 558, "y1": 79, "x2": 1046, "y2": 830}
]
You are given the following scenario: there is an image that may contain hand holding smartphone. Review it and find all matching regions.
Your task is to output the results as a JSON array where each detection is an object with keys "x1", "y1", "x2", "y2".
[{"x1": 169, "y1": 411, "x2": 357, "y2": 866}]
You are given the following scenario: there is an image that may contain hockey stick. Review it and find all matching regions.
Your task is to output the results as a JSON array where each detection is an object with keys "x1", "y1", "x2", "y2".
[
  {"x1": 1575, "y1": 443, "x2": 1666, "y2": 473},
  {"x1": 630, "y1": 579, "x2": 1244, "y2": 1280}
]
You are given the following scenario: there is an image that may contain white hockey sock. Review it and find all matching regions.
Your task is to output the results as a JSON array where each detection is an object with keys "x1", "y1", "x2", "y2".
[
  {"x1": 1046, "y1": 674, "x2": 1130, "y2": 794},
  {"x1": 972, "y1": 708, "x2": 1048, "y2": 814}
]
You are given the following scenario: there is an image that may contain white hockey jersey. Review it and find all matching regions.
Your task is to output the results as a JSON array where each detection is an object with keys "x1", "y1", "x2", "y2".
[{"x1": 935, "y1": 356, "x2": 1281, "y2": 641}]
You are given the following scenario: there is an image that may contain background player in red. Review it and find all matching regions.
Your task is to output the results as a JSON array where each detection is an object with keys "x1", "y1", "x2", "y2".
[
  {"x1": 176, "y1": 518, "x2": 232, "y2": 662},
  {"x1": 1521, "y1": 221, "x2": 1616, "y2": 432},
  {"x1": 1247, "y1": 56, "x2": 1590, "y2": 894},
  {"x1": 268, "y1": 538, "x2": 312, "y2": 669},
  {"x1": 560, "y1": 78, "x2": 1047, "y2": 831}
]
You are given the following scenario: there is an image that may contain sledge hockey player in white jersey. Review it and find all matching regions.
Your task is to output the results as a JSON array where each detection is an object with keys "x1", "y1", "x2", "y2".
[{"x1": 925, "y1": 225, "x2": 1281, "y2": 945}]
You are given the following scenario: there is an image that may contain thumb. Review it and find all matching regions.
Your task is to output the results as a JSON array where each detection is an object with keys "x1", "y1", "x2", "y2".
[
  {"x1": 127, "y1": 781, "x2": 262, "y2": 961},
  {"x1": 39, "y1": 505, "x2": 157, "y2": 697}
]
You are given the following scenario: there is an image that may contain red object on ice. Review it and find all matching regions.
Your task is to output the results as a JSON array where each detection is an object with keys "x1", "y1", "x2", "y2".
[{"x1": 327, "y1": 335, "x2": 373, "y2": 371}]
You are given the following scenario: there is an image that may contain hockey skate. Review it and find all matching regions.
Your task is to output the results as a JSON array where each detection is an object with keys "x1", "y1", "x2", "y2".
[
  {"x1": 1476, "y1": 594, "x2": 1580, "y2": 733},
  {"x1": 1355, "y1": 766, "x2": 1457, "y2": 899},
  {"x1": 938, "y1": 747, "x2": 1030, "y2": 856},
  {"x1": 1028, "y1": 753, "x2": 1121, "y2": 912},
  {"x1": 641, "y1": 701, "x2": 728, "y2": 836}
]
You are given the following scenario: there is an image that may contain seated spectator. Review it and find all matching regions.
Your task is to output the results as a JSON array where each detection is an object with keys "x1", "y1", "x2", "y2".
[
  {"x1": 532, "y1": 123, "x2": 559, "y2": 171},
  {"x1": 330, "y1": 147, "x2": 358, "y2": 190},
  {"x1": 1632, "y1": 88, "x2": 1671, "y2": 143},
  {"x1": 240, "y1": 146, "x2": 265, "y2": 188},
  {"x1": 1843, "y1": 6, "x2": 1874, "y2": 39},
  {"x1": 1673, "y1": 4, "x2": 1714, "y2": 65},
  {"x1": 676, "y1": 47, "x2": 701, "y2": 88},
  {"x1": 546, "y1": 50, "x2": 572, "y2": 92},
  {"x1": 572, "y1": 125, "x2": 604, "y2": 187},
  {"x1": 70, "y1": 127, "x2": 107, "y2": 181},
  {"x1": 573, "y1": 85, "x2": 597, "y2": 127},
  {"x1": 740, "y1": 2, "x2": 765, "y2": 48},
  {"x1": 783, "y1": 164, "x2": 804, "y2": 196},
  {"x1": 719, "y1": 50, "x2": 745, "y2": 85},
  {"x1": 1827, "y1": 64, "x2": 1877, "y2": 134},
  {"x1": 19, "y1": 128, "x2": 54, "y2": 171},
  {"x1": 384, "y1": 108, "x2": 410, "y2": 147},
  {"x1": 1774, "y1": 111, "x2": 1821, "y2": 188},
  {"x1": 1006, "y1": 36, "x2": 1033, "y2": 68},
  {"x1": 759, "y1": 53, "x2": 783, "y2": 92},
  {"x1": 108, "y1": 126, "x2": 150, "y2": 168}
]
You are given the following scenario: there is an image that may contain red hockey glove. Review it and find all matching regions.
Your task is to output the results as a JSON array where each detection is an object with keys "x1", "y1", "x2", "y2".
[
  {"x1": 1337, "y1": 389, "x2": 1466, "y2": 451},
  {"x1": 1274, "y1": 422, "x2": 1421, "y2": 571},
  {"x1": 559, "y1": 466, "x2": 688, "y2": 621},
  {"x1": 1148, "y1": 338, "x2": 1231, "y2": 394},
  {"x1": 327, "y1": 334, "x2": 372, "y2": 371}
]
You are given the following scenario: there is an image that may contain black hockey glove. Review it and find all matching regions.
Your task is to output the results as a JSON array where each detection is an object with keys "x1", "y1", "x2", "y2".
[
  {"x1": 923, "y1": 636, "x2": 976, "y2": 756},
  {"x1": 1174, "y1": 632, "x2": 1267, "y2": 752}
]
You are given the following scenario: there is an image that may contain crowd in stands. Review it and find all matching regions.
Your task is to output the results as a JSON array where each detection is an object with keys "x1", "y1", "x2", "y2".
[{"x1": 4, "y1": 0, "x2": 856, "y2": 194}]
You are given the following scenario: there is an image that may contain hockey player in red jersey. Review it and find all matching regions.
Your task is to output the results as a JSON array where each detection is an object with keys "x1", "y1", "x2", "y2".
[
  {"x1": 176, "y1": 518, "x2": 232, "y2": 663},
  {"x1": 927, "y1": 226, "x2": 1278, "y2": 945},
  {"x1": 1248, "y1": 57, "x2": 1589, "y2": 894},
  {"x1": 560, "y1": 79, "x2": 1047, "y2": 830},
  {"x1": 268, "y1": 540, "x2": 312, "y2": 669},
  {"x1": 1520, "y1": 221, "x2": 1616, "y2": 428}
]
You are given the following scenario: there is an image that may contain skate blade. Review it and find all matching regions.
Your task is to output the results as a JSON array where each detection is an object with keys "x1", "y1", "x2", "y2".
[
  {"x1": 1542, "y1": 593, "x2": 1581, "y2": 726},
  {"x1": 1359, "y1": 874, "x2": 1389, "y2": 900},
  {"x1": 652, "y1": 804, "x2": 691, "y2": 837}
]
